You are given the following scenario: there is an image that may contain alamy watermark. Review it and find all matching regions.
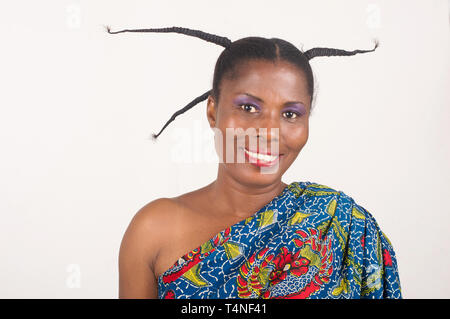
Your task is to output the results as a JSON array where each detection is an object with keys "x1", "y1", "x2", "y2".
[
  {"x1": 160, "y1": 119, "x2": 281, "y2": 175},
  {"x1": 66, "y1": 263, "x2": 81, "y2": 288}
]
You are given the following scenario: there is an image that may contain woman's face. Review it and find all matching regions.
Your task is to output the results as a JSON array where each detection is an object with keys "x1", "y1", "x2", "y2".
[{"x1": 206, "y1": 59, "x2": 311, "y2": 187}]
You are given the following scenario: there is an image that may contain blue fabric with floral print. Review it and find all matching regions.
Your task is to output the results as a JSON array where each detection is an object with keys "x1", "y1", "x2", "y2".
[{"x1": 158, "y1": 181, "x2": 402, "y2": 299}]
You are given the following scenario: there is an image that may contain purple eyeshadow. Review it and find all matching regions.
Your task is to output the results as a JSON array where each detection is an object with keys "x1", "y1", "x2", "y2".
[
  {"x1": 233, "y1": 94, "x2": 306, "y2": 116},
  {"x1": 233, "y1": 96, "x2": 261, "y2": 110},
  {"x1": 284, "y1": 104, "x2": 307, "y2": 116}
]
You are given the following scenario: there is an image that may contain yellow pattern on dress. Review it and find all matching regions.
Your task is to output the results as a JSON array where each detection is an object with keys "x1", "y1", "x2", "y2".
[
  {"x1": 303, "y1": 183, "x2": 340, "y2": 197},
  {"x1": 327, "y1": 199, "x2": 337, "y2": 216},
  {"x1": 223, "y1": 241, "x2": 241, "y2": 260},
  {"x1": 182, "y1": 263, "x2": 209, "y2": 287},
  {"x1": 288, "y1": 211, "x2": 312, "y2": 226},
  {"x1": 299, "y1": 245, "x2": 321, "y2": 269},
  {"x1": 258, "y1": 210, "x2": 276, "y2": 228},
  {"x1": 332, "y1": 277, "x2": 349, "y2": 296},
  {"x1": 200, "y1": 240, "x2": 214, "y2": 254},
  {"x1": 351, "y1": 206, "x2": 366, "y2": 219}
]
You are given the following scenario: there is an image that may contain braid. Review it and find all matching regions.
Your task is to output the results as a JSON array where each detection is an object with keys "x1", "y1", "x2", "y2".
[
  {"x1": 106, "y1": 25, "x2": 232, "y2": 141},
  {"x1": 106, "y1": 25, "x2": 379, "y2": 141},
  {"x1": 151, "y1": 90, "x2": 211, "y2": 141},
  {"x1": 105, "y1": 25, "x2": 232, "y2": 48},
  {"x1": 304, "y1": 39, "x2": 379, "y2": 60}
]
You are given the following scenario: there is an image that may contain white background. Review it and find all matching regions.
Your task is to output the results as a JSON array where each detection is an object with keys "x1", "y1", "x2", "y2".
[{"x1": 0, "y1": 0, "x2": 449, "y2": 298}]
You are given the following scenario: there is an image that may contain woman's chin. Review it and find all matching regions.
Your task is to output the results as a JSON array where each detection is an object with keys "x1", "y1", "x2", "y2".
[{"x1": 228, "y1": 162, "x2": 282, "y2": 185}]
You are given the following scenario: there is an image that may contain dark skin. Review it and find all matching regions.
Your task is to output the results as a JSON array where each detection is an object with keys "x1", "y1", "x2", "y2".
[{"x1": 118, "y1": 59, "x2": 311, "y2": 298}]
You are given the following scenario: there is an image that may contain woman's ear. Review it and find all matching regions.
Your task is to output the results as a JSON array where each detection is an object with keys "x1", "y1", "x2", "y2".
[{"x1": 206, "y1": 95, "x2": 217, "y2": 129}]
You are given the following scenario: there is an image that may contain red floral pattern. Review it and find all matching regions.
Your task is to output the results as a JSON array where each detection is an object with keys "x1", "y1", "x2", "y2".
[
  {"x1": 269, "y1": 247, "x2": 310, "y2": 285},
  {"x1": 236, "y1": 227, "x2": 334, "y2": 299}
]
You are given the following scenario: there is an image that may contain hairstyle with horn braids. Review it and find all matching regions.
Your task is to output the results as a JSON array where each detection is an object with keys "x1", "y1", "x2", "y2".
[{"x1": 105, "y1": 25, "x2": 379, "y2": 141}]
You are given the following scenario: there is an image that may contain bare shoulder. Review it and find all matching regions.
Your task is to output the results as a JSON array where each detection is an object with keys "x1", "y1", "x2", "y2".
[
  {"x1": 122, "y1": 197, "x2": 181, "y2": 264},
  {"x1": 118, "y1": 197, "x2": 179, "y2": 298},
  {"x1": 135, "y1": 197, "x2": 179, "y2": 226}
]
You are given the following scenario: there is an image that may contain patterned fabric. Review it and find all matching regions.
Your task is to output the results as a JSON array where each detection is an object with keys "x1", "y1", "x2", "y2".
[{"x1": 157, "y1": 181, "x2": 402, "y2": 299}]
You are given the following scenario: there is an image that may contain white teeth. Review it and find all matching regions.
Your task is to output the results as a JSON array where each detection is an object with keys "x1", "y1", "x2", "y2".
[{"x1": 244, "y1": 149, "x2": 278, "y2": 162}]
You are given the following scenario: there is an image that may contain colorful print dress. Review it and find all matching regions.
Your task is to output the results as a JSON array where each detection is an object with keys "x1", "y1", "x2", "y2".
[{"x1": 157, "y1": 181, "x2": 402, "y2": 299}]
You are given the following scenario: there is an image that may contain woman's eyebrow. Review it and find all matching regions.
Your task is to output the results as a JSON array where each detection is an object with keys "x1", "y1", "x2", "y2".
[{"x1": 240, "y1": 92, "x2": 305, "y2": 105}]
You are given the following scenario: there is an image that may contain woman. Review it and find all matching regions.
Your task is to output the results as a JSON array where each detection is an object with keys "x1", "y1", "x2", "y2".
[{"x1": 108, "y1": 26, "x2": 402, "y2": 299}]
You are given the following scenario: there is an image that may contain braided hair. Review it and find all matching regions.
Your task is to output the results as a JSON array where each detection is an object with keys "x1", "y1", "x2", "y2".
[{"x1": 105, "y1": 26, "x2": 379, "y2": 141}]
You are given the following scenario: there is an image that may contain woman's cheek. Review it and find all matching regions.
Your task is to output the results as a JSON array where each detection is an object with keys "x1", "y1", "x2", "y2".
[{"x1": 281, "y1": 123, "x2": 309, "y2": 151}]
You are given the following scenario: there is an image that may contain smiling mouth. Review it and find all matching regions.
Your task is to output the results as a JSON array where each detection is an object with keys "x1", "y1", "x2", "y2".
[{"x1": 242, "y1": 147, "x2": 283, "y2": 167}]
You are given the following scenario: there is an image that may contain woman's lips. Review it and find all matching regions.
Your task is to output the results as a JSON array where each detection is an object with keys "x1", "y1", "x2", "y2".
[
  {"x1": 244, "y1": 148, "x2": 280, "y2": 156},
  {"x1": 242, "y1": 147, "x2": 282, "y2": 167}
]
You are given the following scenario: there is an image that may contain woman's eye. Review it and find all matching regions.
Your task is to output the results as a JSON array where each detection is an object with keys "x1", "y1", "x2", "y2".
[
  {"x1": 240, "y1": 104, "x2": 258, "y2": 113},
  {"x1": 283, "y1": 111, "x2": 299, "y2": 119}
]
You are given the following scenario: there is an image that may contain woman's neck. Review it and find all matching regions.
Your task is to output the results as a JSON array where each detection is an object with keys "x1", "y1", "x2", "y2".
[{"x1": 205, "y1": 166, "x2": 287, "y2": 220}]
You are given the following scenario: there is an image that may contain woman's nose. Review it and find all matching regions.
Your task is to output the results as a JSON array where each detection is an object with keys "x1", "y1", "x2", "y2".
[
  {"x1": 256, "y1": 111, "x2": 280, "y2": 139},
  {"x1": 255, "y1": 111, "x2": 280, "y2": 147}
]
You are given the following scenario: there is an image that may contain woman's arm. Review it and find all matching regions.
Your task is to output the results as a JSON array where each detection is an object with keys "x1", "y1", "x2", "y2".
[{"x1": 118, "y1": 198, "x2": 170, "y2": 299}]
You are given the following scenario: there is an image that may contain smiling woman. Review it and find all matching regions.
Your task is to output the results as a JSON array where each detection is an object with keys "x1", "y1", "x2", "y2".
[{"x1": 107, "y1": 26, "x2": 401, "y2": 299}]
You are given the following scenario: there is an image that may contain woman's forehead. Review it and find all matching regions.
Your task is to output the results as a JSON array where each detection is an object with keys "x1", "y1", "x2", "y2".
[
  {"x1": 221, "y1": 60, "x2": 310, "y2": 98},
  {"x1": 231, "y1": 59, "x2": 305, "y2": 77}
]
